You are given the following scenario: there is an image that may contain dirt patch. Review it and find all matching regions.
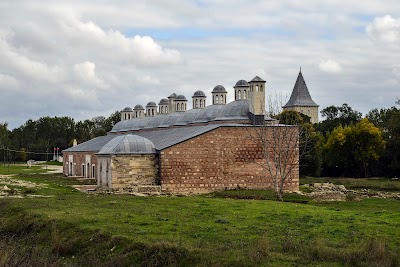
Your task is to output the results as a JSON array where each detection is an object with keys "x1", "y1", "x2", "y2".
[{"x1": 0, "y1": 174, "x2": 49, "y2": 198}]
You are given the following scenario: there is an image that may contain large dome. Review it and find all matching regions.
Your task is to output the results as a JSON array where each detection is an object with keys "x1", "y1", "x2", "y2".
[
  {"x1": 234, "y1": 80, "x2": 249, "y2": 87},
  {"x1": 98, "y1": 135, "x2": 155, "y2": 155},
  {"x1": 212, "y1": 85, "x2": 227, "y2": 93}
]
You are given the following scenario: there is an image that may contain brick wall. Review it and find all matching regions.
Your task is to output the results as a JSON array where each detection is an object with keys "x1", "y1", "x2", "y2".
[
  {"x1": 62, "y1": 152, "x2": 98, "y2": 178},
  {"x1": 160, "y1": 126, "x2": 299, "y2": 194}
]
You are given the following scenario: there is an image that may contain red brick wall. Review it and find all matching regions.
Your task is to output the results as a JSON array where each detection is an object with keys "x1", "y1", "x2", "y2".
[
  {"x1": 63, "y1": 152, "x2": 98, "y2": 177},
  {"x1": 160, "y1": 127, "x2": 299, "y2": 194}
]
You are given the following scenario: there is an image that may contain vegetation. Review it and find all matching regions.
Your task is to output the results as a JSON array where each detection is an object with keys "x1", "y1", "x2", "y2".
[{"x1": 0, "y1": 173, "x2": 399, "y2": 266}]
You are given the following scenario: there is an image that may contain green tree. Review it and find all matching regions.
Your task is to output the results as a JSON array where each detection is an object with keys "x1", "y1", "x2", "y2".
[{"x1": 317, "y1": 103, "x2": 362, "y2": 134}]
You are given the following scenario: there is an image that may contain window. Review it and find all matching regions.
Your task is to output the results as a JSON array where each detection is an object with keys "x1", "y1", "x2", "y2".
[
  {"x1": 92, "y1": 164, "x2": 95, "y2": 178},
  {"x1": 195, "y1": 99, "x2": 198, "y2": 108},
  {"x1": 82, "y1": 164, "x2": 85, "y2": 177},
  {"x1": 238, "y1": 90, "x2": 241, "y2": 99},
  {"x1": 161, "y1": 106, "x2": 164, "y2": 113},
  {"x1": 243, "y1": 90, "x2": 247, "y2": 99},
  {"x1": 220, "y1": 95, "x2": 223, "y2": 104},
  {"x1": 215, "y1": 95, "x2": 218, "y2": 104},
  {"x1": 181, "y1": 103, "x2": 184, "y2": 110},
  {"x1": 260, "y1": 85, "x2": 263, "y2": 92},
  {"x1": 256, "y1": 85, "x2": 259, "y2": 92}
]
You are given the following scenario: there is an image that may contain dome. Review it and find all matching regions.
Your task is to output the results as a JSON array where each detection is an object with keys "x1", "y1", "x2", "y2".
[
  {"x1": 146, "y1": 101, "x2": 157, "y2": 107},
  {"x1": 158, "y1": 98, "x2": 168, "y2": 105},
  {"x1": 193, "y1": 90, "x2": 206, "y2": 97},
  {"x1": 234, "y1": 80, "x2": 249, "y2": 87},
  {"x1": 98, "y1": 134, "x2": 155, "y2": 155},
  {"x1": 122, "y1": 107, "x2": 133, "y2": 112},
  {"x1": 212, "y1": 85, "x2": 227, "y2": 93},
  {"x1": 134, "y1": 104, "x2": 144, "y2": 110},
  {"x1": 168, "y1": 93, "x2": 177, "y2": 98},
  {"x1": 176, "y1": 95, "x2": 187, "y2": 100},
  {"x1": 214, "y1": 100, "x2": 250, "y2": 121}
]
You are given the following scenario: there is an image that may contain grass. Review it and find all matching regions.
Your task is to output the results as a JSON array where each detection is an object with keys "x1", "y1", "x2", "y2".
[
  {"x1": 0, "y1": 164, "x2": 50, "y2": 175},
  {"x1": 0, "y1": 173, "x2": 399, "y2": 266}
]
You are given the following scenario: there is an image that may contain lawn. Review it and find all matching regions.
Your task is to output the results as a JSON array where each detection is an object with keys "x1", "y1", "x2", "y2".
[
  {"x1": 0, "y1": 163, "x2": 50, "y2": 175},
  {"x1": 1, "y1": 173, "x2": 399, "y2": 266}
]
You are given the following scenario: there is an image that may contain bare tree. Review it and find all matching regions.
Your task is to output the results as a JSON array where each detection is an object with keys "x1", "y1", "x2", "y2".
[{"x1": 248, "y1": 98, "x2": 313, "y2": 201}]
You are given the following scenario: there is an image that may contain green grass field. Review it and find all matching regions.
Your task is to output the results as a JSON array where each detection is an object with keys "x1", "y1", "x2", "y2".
[
  {"x1": 1, "y1": 173, "x2": 399, "y2": 266},
  {"x1": 0, "y1": 164, "x2": 50, "y2": 175}
]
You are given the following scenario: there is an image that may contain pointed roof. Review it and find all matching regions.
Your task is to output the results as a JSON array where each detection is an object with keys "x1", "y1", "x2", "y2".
[
  {"x1": 249, "y1": 76, "x2": 266, "y2": 82},
  {"x1": 283, "y1": 71, "x2": 318, "y2": 107}
]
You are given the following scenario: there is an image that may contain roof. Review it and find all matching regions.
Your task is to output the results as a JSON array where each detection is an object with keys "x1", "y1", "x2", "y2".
[
  {"x1": 111, "y1": 100, "x2": 251, "y2": 132},
  {"x1": 65, "y1": 124, "x2": 248, "y2": 153},
  {"x1": 168, "y1": 93, "x2": 177, "y2": 98},
  {"x1": 176, "y1": 95, "x2": 187, "y2": 101},
  {"x1": 212, "y1": 85, "x2": 227, "y2": 93},
  {"x1": 193, "y1": 90, "x2": 206, "y2": 97},
  {"x1": 134, "y1": 104, "x2": 144, "y2": 110},
  {"x1": 158, "y1": 98, "x2": 168, "y2": 105},
  {"x1": 146, "y1": 101, "x2": 157, "y2": 107},
  {"x1": 234, "y1": 80, "x2": 249, "y2": 87},
  {"x1": 283, "y1": 71, "x2": 318, "y2": 108},
  {"x1": 249, "y1": 76, "x2": 266, "y2": 82},
  {"x1": 122, "y1": 107, "x2": 133, "y2": 112},
  {"x1": 97, "y1": 135, "x2": 155, "y2": 155}
]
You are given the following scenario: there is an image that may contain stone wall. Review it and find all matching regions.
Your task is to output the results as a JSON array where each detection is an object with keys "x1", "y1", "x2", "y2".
[
  {"x1": 109, "y1": 154, "x2": 158, "y2": 193},
  {"x1": 160, "y1": 126, "x2": 299, "y2": 194}
]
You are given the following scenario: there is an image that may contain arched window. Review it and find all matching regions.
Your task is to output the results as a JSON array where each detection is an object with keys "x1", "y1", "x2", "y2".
[
  {"x1": 82, "y1": 164, "x2": 85, "y2": 177},
  {"x1": 215, "y1": 95, "x2": 218, "y2": 104},
  {"x1": 260, "y1": 85, "x2": 263, "y2": 92},
  {"x1": 256, "y1": 85, "x2": 259, "y2": 92},
  {"x1": 200, "y1": 99, "x2": 203, "y2": 107},
  {"x1": 92, "y1": 164, "x2": 95, "y2": 178},
  {"x1": 195, "y1": 99, "x2": 198, "y2": 108},
  {"x1": 176, "y1": 103, "x2": 179, "y2": 111},
  {"x1": 220, "y1": 95, "x2": 223, "y2": 104},
  {"x1": 181, "y1": 103, "x2": 184, "y2": 110},
  {"x1": 166, "y1": 107, "x2": 168, "y2": 113},
  {"x1": 161, "y1": 106, "x2": 164, "y2": 113},
  {"x1": 124, "y1": 114, "x2": 127, "y2": 120},
  {"x1": 238, "y1": 90, "x2": 241, "y2": 100},
  {"x1": 243, "y1": 90, "x2": 247, "y2": 99}
]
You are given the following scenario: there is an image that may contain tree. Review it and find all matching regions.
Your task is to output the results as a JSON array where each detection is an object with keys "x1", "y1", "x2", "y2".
[
  {"x1": 248, "y1": 103, "x2": 312, "y2": 201},
  {"x1": 323, "y1": 118, "x2": 385, "y2": 177},
  {"x1": 317, "y1": 103, "x2": 362, "y2": 134}
]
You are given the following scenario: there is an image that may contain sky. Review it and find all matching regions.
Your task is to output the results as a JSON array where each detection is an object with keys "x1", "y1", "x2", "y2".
[{"x1": 1, "y1": 0, "x2": 400, "y2": 129}]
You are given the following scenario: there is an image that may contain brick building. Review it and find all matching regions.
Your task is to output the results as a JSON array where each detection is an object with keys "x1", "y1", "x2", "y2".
[{"x1": 63, "y1": 74, "x2": 307, "y2": 194}]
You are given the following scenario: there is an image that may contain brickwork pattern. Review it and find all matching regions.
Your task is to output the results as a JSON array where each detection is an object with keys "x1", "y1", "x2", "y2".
[
  {"x1": 63, "y1": 152, "x2": 97, "y2": 177},
  {"x1": 160, "y1": 127, "x2": 299, "y2": 194}
]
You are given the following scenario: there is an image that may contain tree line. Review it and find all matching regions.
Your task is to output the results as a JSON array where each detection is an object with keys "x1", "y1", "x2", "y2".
[
  {"x1": 0, "y1": 111, "x2": 120, "y2": 162},
  {"x1": 1, "y1": 103, "x2": 399, "y2": 178}
]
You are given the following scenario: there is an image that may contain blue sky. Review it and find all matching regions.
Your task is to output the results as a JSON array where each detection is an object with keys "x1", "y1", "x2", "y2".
[{"x1": 0, "y1": 0, "x2": 400, "y2": 129}]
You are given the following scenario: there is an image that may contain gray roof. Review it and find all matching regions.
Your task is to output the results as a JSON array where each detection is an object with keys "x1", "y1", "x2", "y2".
[
  {"x1": 97, "y1": 134, "x2": 155, "y2": 155},
  {"x1": 212, "y1": 85, "x2": 227, "y2": 93},
  {"x1": 193, "y1": 90, "x2": 206, "y2": 97},
  {"x1": 168, "y1": 93, "x2": 177, "y2": 98},
  {"x1": 111, "y1": 100, "x2": 251, "y2": 132},
  {"x1": 283, "y1": 71, "x2": 318, "y2": 108},
  {"x1": 146, "y1": 101, "x2": 157, "y2": 107},
  {"x1": 158, "y1": 98, "x2": 168, "y2": 105},
  {"x1": 122, "y1": 107, "x2": 133, "y2": 112},
  {"x1": 65, "y1": 124, "x2": 246, "y2": 153},
  {"x1": 249, "y1": 76, "x2": 266, "y2": 82},
  {"x1": 134, "y1": 104, "x2": 144, "y2": 110},
  {"x1": 234, "y1": 80, "x2": 249, "y2": 87},
  {"x1": 176, "y1": 94, "x2": 187, "y2": 101}
]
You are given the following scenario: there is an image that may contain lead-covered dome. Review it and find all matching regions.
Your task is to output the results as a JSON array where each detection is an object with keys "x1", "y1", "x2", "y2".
[
  {"x1": 193, "y1": 90, "x2": 206, "y2": 97},
  {"x1": 234, "y1": 80, "x2": 249, "y2": 87},
  {"x1": 176, "y1": 95, "x2": 187, "y2": 100},
  {"x1": 134, "y1": 104, "x2": 144, "y2": 110},
  {"x1": 212, "y1": 85, "x2": 227, "y2": 92},
  {"x1": 158, "y1": 98, "x2": 168, "y2": 105},
  {"x1": 146, "y1": 101, "x2": 157, "y2": 107},
  {"x1": 98, "y1": 135, "x2": 155, "y2": 155},
  {"x1": 122, "y1": 107, "x2": 133, "y2": 112}
]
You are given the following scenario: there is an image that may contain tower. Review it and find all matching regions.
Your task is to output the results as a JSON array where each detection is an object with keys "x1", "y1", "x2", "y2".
[
  {"x1": 283, "y1": 70, "x2": 319, "y2": 123},
  {"x1": 192, "y1": 90, "x2": 206, "y2": 109},
  {"x1": 158, "y1": 98, "x2": 169, "y2": 114},
  {"x1": 212, "y1": 85, "x2": 227, "y2": 105},
  {"x1": 146, "y1": 102, "x2": 157, "y2": 117},
  {"x1": 133, "y1": 104, "x2": 145, "y2": 119},
  {"x1": 248, "y1": 76, "x2": 266, "y2": 115},
  {"x1": 168, "y1": 93, "x2": 177, "y2": 113},
  {"x1": 234, "y1": 80, "x2": 249, "y2": 100},
  {"x1": 120, "y1": 107, "x2": 133, "y2": 121},
  {"x1": 175, "y1": 95, "x2": 187, "y2": 112}
]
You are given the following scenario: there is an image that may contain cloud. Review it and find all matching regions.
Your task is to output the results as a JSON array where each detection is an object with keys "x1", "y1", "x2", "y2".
[
  {"x1": 366, "y1": 15, "x2": 400, "y2": 43},
  {"x1": 319, "y1": 59, "x2": 342, "y2": 73},
  {"x1": 73, "y1": 61, "x2": 108, "y2": 89},
  {"x1": 0, "y1": 73, "x2": 18, "y2": 90},
  {"x1": 58, "y1": 15, "x2": 181, "y2": 65}
]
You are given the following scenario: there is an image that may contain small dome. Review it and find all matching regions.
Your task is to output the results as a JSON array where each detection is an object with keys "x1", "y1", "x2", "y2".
[
  {"x1": 212, "y1": 85, "x2": 227, "y2": 93},
  {"x1": 158, "y1": 98, "x2": 168, "y2": 105},
  {"x1": 176, "y1": 95, "x2": 187, "y2": 100},
  {"x1": 168, "y1": 93, "x2": 177, "y2": 98},
  {"x1": 98, "y1": 135, "x2": 155, "y2": 155},
  {"x1": 193, "y1": 90, "x2": 206, "y2": 97},
  {"x1": 234, "y1": 80, "x2": 249, "y2": 87},
  {"x1": 134, "y1": 104, "x2": 144, "y2": 110},
  {"x1": 146, "y1": 101, "x2": 157, "y2": 107},
  {"x1": 122, "y1": 107, "x2": 133, "y2": 112}
]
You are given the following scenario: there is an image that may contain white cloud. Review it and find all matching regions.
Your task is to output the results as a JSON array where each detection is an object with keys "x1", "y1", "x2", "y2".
[
  {"x1": 319, "y1": 59, "x2": 342, "y2": 73},
  {"x1": 73, "y1": 61, "x2": 108, "y2": 89},
  {"x1": 366, "y1": 15, "x2": 400, "y2": 43},
  {"x1": 0, "y1": 73, "x2": 18, "y2": 89},
  {"x1": 393, "y1": 68, "x2": 400, "y2": 82}
]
